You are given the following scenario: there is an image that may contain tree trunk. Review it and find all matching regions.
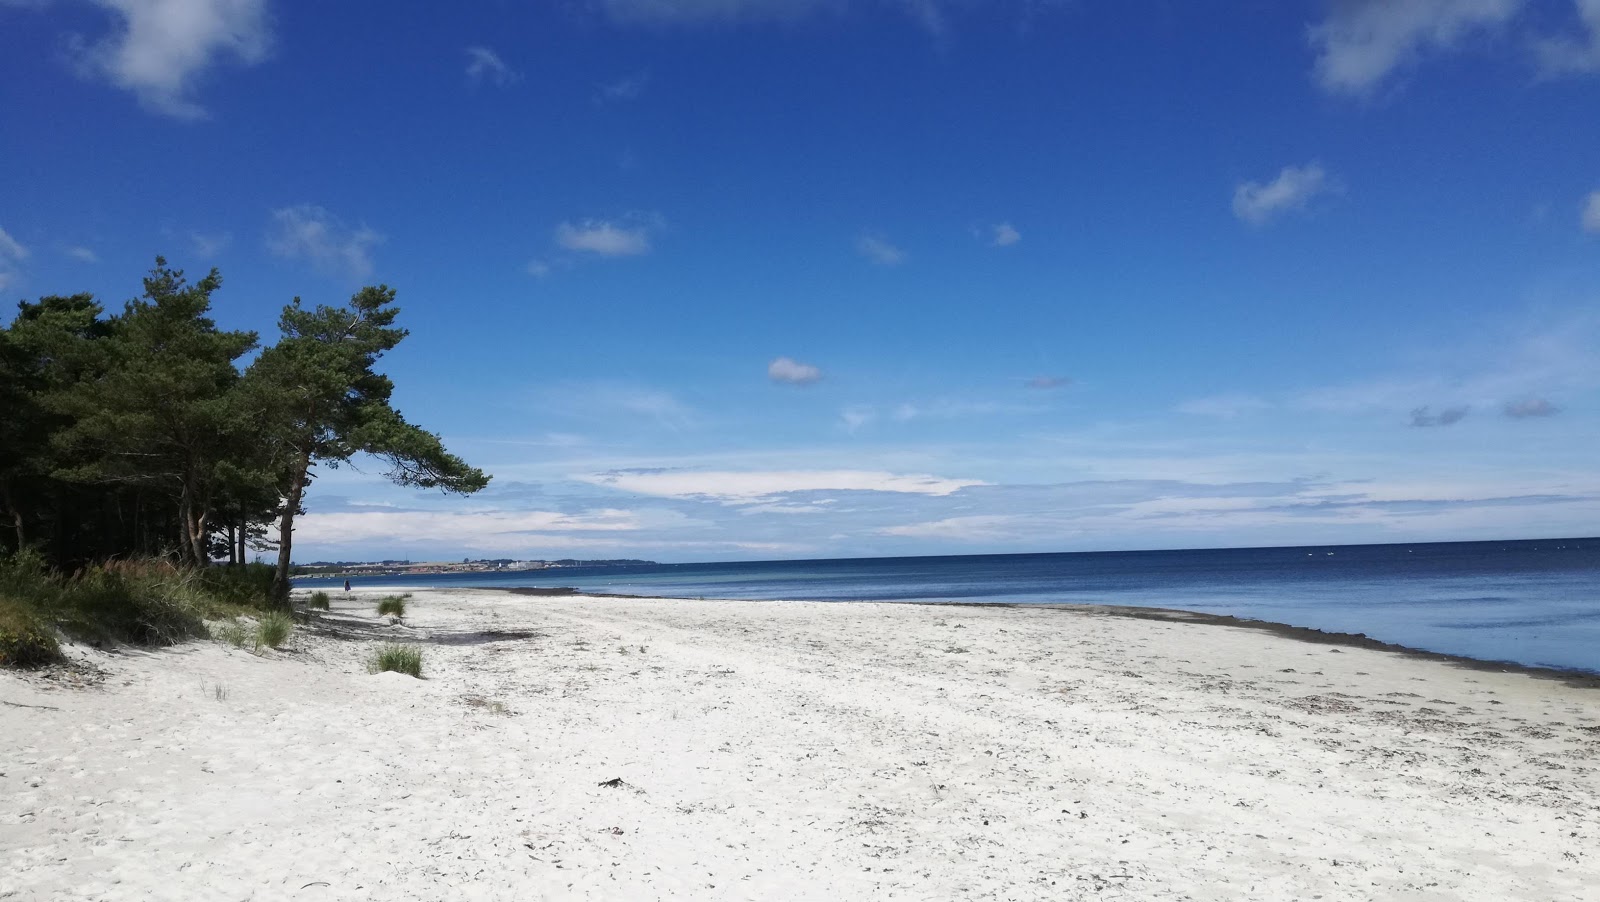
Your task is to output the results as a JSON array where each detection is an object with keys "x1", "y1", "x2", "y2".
[
  {"x1": 271, "y1": 451, "x2": 312, "y2": 603},
  {"x1": 1, "y1": 483, "x2": 23, "y2": 551},
  {"x1": 177, "y1": 494, "x2": 196, "y2": 567},
  {"x1": 237, "y1": 521, "x2": 247, "y2": 565},
  {"x1": 190, "y1": 508, "x2": 210, "y2": 567}
]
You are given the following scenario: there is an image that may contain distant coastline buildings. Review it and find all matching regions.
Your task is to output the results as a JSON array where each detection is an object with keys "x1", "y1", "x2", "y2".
[{"x1": 292, "y1": 558, "x2": 655, "y2": 578}]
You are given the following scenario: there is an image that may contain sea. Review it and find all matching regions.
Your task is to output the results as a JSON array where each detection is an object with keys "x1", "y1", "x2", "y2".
[{"x1": 296, "y1": 537, "x2": 1600, "y2": 674}]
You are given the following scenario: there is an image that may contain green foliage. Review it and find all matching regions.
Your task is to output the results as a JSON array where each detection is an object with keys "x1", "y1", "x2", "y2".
[
  {"x1": 198, "y1": 563, "x2": 277, "y2": 606},
  {"x1": 2, "y1": 260, "x2": 489, "y2": 605},
  {"x1": 48, "y1": 260, "x2": 261, "y2": 566},
  {"x1": 248, "y1": 285, "x2": 489, "y2": 597},
  {"x1": 307, "y1": 590, "x2": 331, "y2": 610},
  {"x1": 368, "y1": 643, "x2": 422, "y2": 677},
  {"x1": 376, "y1": 595, "x2": 407, "y2": 617},
  {"x1": 0, "y1": 551, "x2": 273, "y2": 652},
  {"x1": 254, "y1": 610, "x2": 294, "y2": 650},
  {"x1": 0, "y1": 595, "x2": 63, "y2": 667}
]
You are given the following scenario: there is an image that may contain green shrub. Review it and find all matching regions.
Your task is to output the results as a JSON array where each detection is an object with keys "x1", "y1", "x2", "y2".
[
  {"x1": 308, "y1": 591, "x2": 331, "y2": 610},
  {"x1": 368, "y1": 643, "x2": 422, "y2": 677},
  {"x1": 58, "y1": 562, "x2": 207, "y2": 646},
  {"x1": 255, "y1": 610, "x2": 294, "y2": 650},
  {"x1": 376, "y1": 596, "x2": 407, "y2": 617},
  {"x1": 196, "y1": 563, "x2": 276, "y2": 607},
  {"x1": 0, "y1": 595, "x2": 63, "y2": 668},
  {"x1": 0, "y1": 552, "x2": 275, "y2": 652}
]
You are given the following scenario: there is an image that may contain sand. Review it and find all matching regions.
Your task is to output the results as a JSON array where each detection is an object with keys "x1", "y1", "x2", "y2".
[{"x1": 3, "y1": 589, "x2": 1598, "y2": 900}]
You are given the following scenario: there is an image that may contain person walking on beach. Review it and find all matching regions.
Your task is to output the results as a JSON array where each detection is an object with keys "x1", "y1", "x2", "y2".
[{"x1": 344, "y1": 578, "x2": 352, "y2": 594}]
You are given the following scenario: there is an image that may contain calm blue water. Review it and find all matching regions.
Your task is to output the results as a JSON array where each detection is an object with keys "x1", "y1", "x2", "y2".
[{"x1": 297, "y1": 538, "x2": 1600, "y2": 673}]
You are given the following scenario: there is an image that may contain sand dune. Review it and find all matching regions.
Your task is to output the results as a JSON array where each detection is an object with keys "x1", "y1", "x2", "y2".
[{"x1": 3, "y1": 589, "x2": 1598, "y2": 900}]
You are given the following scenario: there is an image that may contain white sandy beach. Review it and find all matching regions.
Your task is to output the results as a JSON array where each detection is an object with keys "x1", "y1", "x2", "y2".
[{"x1": 3, "y1": 589, "x2": 1598, "y2": 901}]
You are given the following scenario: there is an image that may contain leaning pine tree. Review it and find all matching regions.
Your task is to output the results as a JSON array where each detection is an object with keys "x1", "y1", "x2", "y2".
[{"x1": 247, "y1": 285, "x2": 489, "y2": 602}]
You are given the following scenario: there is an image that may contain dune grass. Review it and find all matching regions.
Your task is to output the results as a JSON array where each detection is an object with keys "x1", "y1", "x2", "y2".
[
  {"x1": 307, "y1": 590, "x2": 331, "y2": 610},
  {"x1": 0, "y1": 594, "x2": 63, "y2": 667},
  {"x1": 368, "y1": 643, "x2": 423, "y2": 677},
  {"x1": 254, "y1": 610, "x2": 294, "y2": 650},
  {"x1": 376, "y1": 595, "x2": 407, "y2": 617},
  {"x1": 215, "y1": 620, "x2": 250, "y2": 648}
]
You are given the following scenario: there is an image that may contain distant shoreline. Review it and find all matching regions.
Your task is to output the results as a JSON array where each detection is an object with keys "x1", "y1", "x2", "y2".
[{"x1": 482, "y1": 587, "x2": 1600, "y2": 687}]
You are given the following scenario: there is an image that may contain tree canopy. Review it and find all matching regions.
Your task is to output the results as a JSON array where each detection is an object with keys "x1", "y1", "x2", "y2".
[{"x1": 0, "y1": 260, "x2": 489, "y2": 595}]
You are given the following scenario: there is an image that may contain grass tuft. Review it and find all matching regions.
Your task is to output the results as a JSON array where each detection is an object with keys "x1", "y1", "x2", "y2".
[
  {"x1": 376, "y1": 595, "x2": 407, "y2": 617},
  {"x1": 0, "y1": 595, "x2": 63, "y2": 667},
  {"x1": 255, "y1": 610, "x2": 294, "y2": 650},
  {"x1": 307, "y1": 591, "x2": 331, "y2": 611},
  {"x1": 216, "y1": 620, "x2": 250, "y2": 648},
  {"x1": 368, "y1": 643, "x2": 422, "y2": 677}
]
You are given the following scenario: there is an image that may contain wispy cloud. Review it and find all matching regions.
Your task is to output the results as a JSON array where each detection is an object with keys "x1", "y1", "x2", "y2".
[
  {"x1": 856, "y1": 233, "x2": 905, "y2": 265},
  {"x1": 0, "y1": 225, "x2": 27, "y2": 290},
  {"x1": 840, "y1": 405, "x2": 876, "y2": 433},
  {"x1": 525, "y1": 259, "x2": 552, "y2": 278},
  {"x1": 63, "y1": 245, "x2": 99, "y2": 263},
  {"x1": 1026, "y1": 375, "x2": 1071, "y2": 390},
  {"x1": 0, "y1": 226, "x2": 28, "y2": 262},
  {"x1": 988, "y1": 222, "x2": 1021, "y2": 247},
  {"x1": 1409, "y1": 405, "x2": 1470, "y2": 427},
  {"x1": 466, "y1": 46, "x2": 519, "y2": 86},
  {"x1": 555, "y1": 215, "x2": 661, "y2": 257},
  {"x1": 1177, "y1": 393, "x2": 1271, "y2": 418},
  {"x1": 1584, "y1": 190, "x2": 1600, "y2": 233},
  {"x1": 1308, "y1": 0, "x2": 1522, "y2": 96},
  {"x1": 1535, "y1": 0, "x2": 1600, "y2": 75},
  {"x1": 1233, "y1": 163, "x2": 1334, "y2": 225},
  {"x1": 191, "y1": 230, "x2": 231, "y2": 257},
  {"x1": 582, "y1": 468, "x2": 988, "y2": 505},
  {"x1": 533, "y1": 381, "x2": 696, "y2": 430},
  {"x1": 597, "y1": 72, "x2": 649, "y2": 103},
  {"x1": 64, "y1": 0, "x2": 272, "y2": 119},
  {"x1": 266, "y1": 204, "x2": 383, "y2": 279},
  {"x1": 768, "y1": 356, "x2": 822, "y2": 385},
  {"x1": 1504, "y1": 398, "x2": 1559, "y2": 418}
]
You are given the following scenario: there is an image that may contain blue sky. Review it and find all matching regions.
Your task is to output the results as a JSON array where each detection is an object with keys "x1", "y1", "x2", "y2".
[{"x1": 3, "y1": 0, "x2": 1600, "y2": 562}]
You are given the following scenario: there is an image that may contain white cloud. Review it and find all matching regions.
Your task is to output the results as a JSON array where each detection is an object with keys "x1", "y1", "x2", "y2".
[
  {"x1": 856, "y1": 233, "x2": 905, "y2": 265},
  {"x1": 0, "y1": 226, "x2": 28, "y2": 261},
  {"x1": 555, "y1": 217, "x2": 659, "y2": 257},
  {"x1": 1026, "y1": 375, "x2": 1070, "y2": 390},
  {"x1": 191, "y1": 230, "x2": 231, "y2": 257},
  {"x1": 878, "y1": 514, "x2": 1019, "y2": 540},
  {"x1": 266, "y1": 204, "x2": 383, "y2": 279},
  {"x1": 1584, "y1": 190, "x2": 1600, "y2": 233},
  {"x1": 70, "y1": 0, "x2": 271, "y2": 119},
  {"x1": 840, "y1": 405, "x2": 875, "y2": 432},
  {"x1": 466, "y1": 46, "x2": 519, "y2": 86},
  {"x1": 1232, "y1": 163, "x2": 1333, "y2": 225},
  {"x1": 66, "y1": 246, "x2": 99, "y2": 263},
  {"x1": 526, "y1": 259, "x2": 552, "y2": 278},
  {"x1": 989, "y1": 222, "x2": 1021, "y2": 247},
  {"x1": 581, "y1": 468, "x2": 988, "y2": 504},
  {"x1": 768, "y1": 356, "x2": 822, "y2": 385},
  {"x1": 0, "y1": 226, "x2": 26, "y2": 290},
  {"x1": 1308, "y1": 0, "x2": 1522, "y2": 96},
  {"x1": 1536, "y1": 0, "x2": 1600, "y2": 75}
]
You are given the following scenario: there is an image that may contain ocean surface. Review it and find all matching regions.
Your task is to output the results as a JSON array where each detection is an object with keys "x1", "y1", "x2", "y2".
[{"x1": 297, "y1": 538, "x2": 1600, "y2": 673}]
